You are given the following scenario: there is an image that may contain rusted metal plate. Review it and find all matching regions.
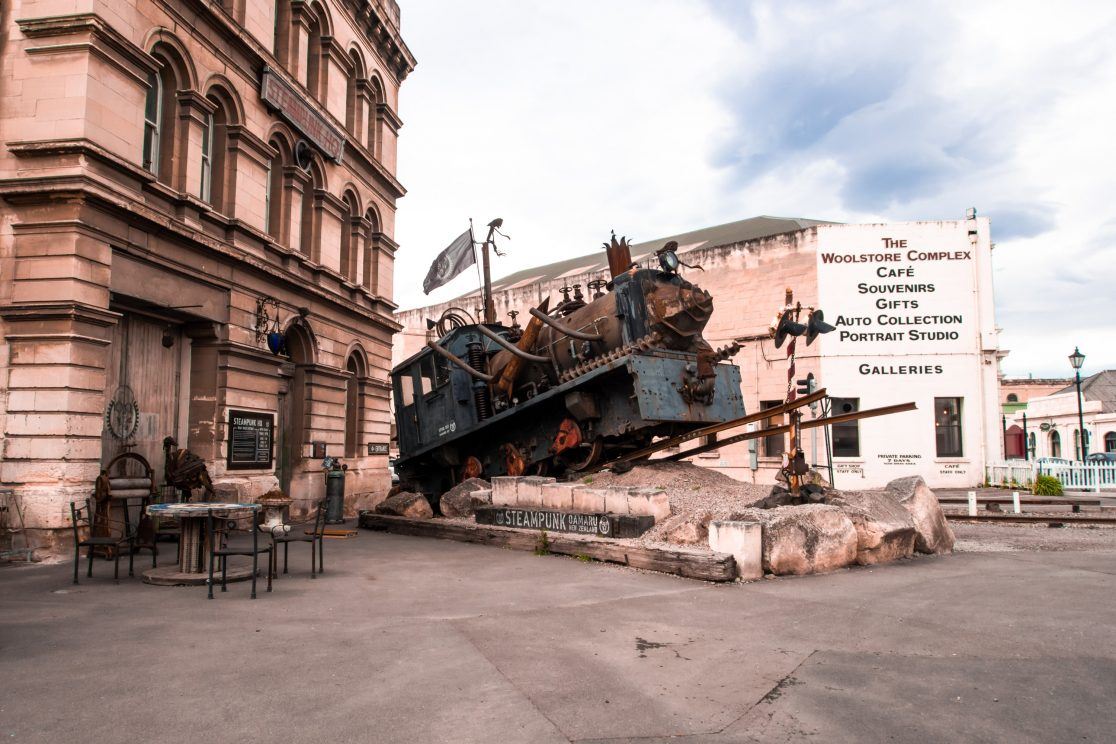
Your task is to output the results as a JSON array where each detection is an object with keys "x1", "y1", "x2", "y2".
[{"x1": 628, "y1": 355, "x2": 744, "y2": 423}]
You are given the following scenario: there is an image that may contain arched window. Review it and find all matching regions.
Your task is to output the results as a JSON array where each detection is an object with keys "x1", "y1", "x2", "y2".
[
  {"x1": 142, "y1": 70, "x2": 162, "y2": 173},
  {"x1": 363, "y1": 207, "x2": 379, "y2": 291},
  {"x1": 299, "y1": 160, "x2": 323, "y2": 258},
  {"x1": 346, "y1": 50, "x2": 365, "y2": 136},
  {"x1": 345, "y1": 351, "x2": 366, "y2": 458},
  {"x1": 340, "y1": 191, "x2": 358, "y2": 281},
  {"x1": 1006, "y1": 393, "x2": 1018, "y2": 403},
  {"x1": 201, "y1": 90, "x2": 235, "y2": 213},
  {"x1": 147, "y1": 43, "x2": 189, "y2": 183},
  {"x1": 304, "y1": 13, "x2": 322, "y2": 98},
  {"x1": 1105, "y1": 432, "x2": 1116, "y2": 453},
  {"x1": 1050, "y1": 430, "x2": 1061, "y2": 459},
  {"x1": 1028, "y1": 432, "x2": 1036, "y2": 458},
  {"x1": 366, "y1": 75, "x2": 383, "y2": 156},
  {"x1": 274, "y1": 0, "x2": 291, "y2": 62},
  {"x1": 265, "y1": 139, "x2": 286, "y2": 241},
  {"x1": 1074, "y1": 429, "x2": 1081, "y2": 460}
]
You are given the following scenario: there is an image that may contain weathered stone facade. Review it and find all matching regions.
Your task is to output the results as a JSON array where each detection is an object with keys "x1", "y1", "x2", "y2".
[{"x1": 0, "y1": 0, "x2": 415, "y2": 553}]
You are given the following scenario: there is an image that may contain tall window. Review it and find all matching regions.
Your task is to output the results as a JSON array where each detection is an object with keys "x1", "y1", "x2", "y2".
[
  {"x1": 1028, "y1": 432, "x2": 1037, "y2": 458},
  {"x1": 934, "y1": 397, "x2": 963, "y2": 457},
  {"x1": 1104, "y1": 432, "x2": 1116, "y2": 453},
  {"x1": 305, "y1": 16, "x2": 322, "y2": 97},
  {"x1": 345, "y1": 353, "x2": 365, "y2": 458},
  {"x1": 830, "y1": 397, "x2": 860, "y2": 457},
  {"x1": 340, "y1": 193, "x2": 357, "y2": 280},
  {"x1": 199, "y1": 111, "x2": 214, "y2": 202},
  {"x1": 1050, "y1": 430, "x2": 1061, "y2": 458},
  {"x1": 142, "y1": 71, "x2": 161, "y2": 172},
  {"x1": 266, "y1": 143, "x2": 284, "y2": 241},
  {"x1": 761, "y1": 400, "x2": 784, "y2": 457}
]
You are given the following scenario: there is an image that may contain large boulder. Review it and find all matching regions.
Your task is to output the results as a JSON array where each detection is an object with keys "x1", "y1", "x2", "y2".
[
  {"x1": 825, "y1": 489, "x2": 917, "y2": 565},
  {"x1": 659, "y1": 511, "x2": 713, "y2": 545},
  {"x1": 440, "y1": 478, "x2": 492, "y2": 518},
  {"x1": 374, "y1": 491, "x2": 433, "y2": 520},
  {"x1": 732, "y1": 505, "x2": 858, "y2": 576},
  {"x1": 886, "y1": 476, "x2": 955, "y2": 554}
]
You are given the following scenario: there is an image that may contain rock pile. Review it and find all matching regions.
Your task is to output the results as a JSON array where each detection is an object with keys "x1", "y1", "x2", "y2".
[
  {"x1": 374, "y1": 491, "x2": 433, "y2": 520},
  {"x1": 439, "y1": 478, "x2": 492, "y2": 518}
]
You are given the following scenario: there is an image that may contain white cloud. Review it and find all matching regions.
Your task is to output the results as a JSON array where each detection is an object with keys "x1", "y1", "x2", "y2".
[{"x1": 394, "y1": 0, "x2": 1116, "y2": 377}]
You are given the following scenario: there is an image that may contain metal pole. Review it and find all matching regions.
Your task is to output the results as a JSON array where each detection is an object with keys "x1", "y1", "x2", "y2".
[
  {"x1": 822, "y1": 398, "x2": 835, "y2": 488},
  {"x1": 1022, "y1": 412, "x2": 1029, "y2": 461},
  {"x1": 1075, "y1": 369, "x2": 1087, "y2": 461},
  {"x1": 481, "y1": 229, "x2": 495, "y2": 324},
  {"x1": 1002, "y1": 414, "x2": 1007, "y2": 459}
]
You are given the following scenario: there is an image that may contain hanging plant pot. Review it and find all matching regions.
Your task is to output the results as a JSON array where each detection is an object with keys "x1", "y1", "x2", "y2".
[{"x1": 267, "y1": 330, "x2": 286, "y2": 356}]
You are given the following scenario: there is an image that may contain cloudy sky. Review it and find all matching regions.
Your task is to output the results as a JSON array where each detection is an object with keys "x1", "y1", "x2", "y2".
[{"x1": 392, "y1": 0, "x2": 1116, "y2": 378}]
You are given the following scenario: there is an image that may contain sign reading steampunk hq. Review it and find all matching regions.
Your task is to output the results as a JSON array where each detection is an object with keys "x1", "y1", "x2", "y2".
[{"x1": 0, "y1": 0, "x2": 415, "y2": 552}]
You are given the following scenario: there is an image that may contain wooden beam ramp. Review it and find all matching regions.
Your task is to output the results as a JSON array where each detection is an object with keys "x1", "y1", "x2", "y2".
[{"x1": 358, "y1": 512, "x2": 736, "y2": 582}]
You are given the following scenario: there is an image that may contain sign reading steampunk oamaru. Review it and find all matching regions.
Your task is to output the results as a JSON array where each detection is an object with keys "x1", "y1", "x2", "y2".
[
  {"x1": 227, "y1": 410, "x2": 274, "y2": 470},
  {"x1": 474, "y1": 506, "x2": 654, "y2": 539},
  {"x1": 260, "y1": 68, "x2": 345, "y2": 163}
]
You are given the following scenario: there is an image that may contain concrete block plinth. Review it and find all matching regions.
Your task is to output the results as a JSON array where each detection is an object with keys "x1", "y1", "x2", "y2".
[
  {"x1": 517, "y1": 476, "x2": 556, "y2": 508},
  {"x1": 572, "y1": 487, "x2": 607, "y2": 514},
  {"x1": 491, "y1": 477, "x2": 519, "y2": 506},
  {"x1": 708, "y1": 521, "x2": 763, "y2": 581},
  {"x1": 628, "y1": 488, "x2": 670, "y2": 522},
  {"x1": 540, "y1": 482, "x2": 577, "y2": 511}
]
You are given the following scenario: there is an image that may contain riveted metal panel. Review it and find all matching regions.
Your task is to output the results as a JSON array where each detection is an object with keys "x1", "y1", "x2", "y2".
[{"x1": 629, "y1": 355, "x2": 745, "y2": 423}]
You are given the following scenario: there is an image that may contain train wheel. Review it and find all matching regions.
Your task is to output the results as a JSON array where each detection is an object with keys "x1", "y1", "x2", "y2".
[{"x1": 560, "y1": 439, "x2": 604, "y2": 473}]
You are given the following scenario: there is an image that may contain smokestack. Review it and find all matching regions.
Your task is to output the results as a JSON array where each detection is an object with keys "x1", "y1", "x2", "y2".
[{"x1": 604, "y1": 232, "x2": 632, "y2": 279}]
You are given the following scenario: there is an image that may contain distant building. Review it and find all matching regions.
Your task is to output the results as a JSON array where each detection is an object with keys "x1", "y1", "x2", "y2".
[
  {"x1": 1, "y1": 1, "x2": 415, "y2": 552},
  {"x1": 1010, "y1": 371, "x2": 1116, "y2": 460},
  {"x1": 395, "y1": 212, "x2": 1003, "y2": 489},
  {"x1": 1001, "y1": 378, "x2": 1070, "y2": 414}
]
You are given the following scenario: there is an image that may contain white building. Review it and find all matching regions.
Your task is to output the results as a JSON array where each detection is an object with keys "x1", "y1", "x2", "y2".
[
  {"x1": 395, "y1": 212, "x2": 1003, "y2": 489},
  {"x1": 1011, "y1": 371, "x2": 1116, "y2": 460}
]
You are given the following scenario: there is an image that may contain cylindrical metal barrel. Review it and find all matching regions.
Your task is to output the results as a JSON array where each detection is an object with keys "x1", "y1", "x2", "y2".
[{"x1": 325, "y1": 470, "x2": 345, "y2": 524}]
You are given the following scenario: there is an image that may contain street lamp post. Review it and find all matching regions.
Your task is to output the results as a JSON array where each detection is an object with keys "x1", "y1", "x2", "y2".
[{"x1": 1069, "y1": 347, "x2": 1087, "y2": 461}]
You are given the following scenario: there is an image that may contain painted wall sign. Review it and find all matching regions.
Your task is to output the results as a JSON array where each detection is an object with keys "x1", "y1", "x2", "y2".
[
  {"x1": 227, "y1": 410, "x2": 274, "y2": 470},
  {"x1": 260, "y1": 68, "x2": 345, "y2": 163},
  {"x1": 474, "y1": 507, "x2": 654, "y2": 539}
]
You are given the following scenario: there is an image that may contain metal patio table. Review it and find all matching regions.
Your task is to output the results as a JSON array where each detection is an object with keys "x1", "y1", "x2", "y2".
[{"x1": 142, "y1": 502, "x2": 260, "y2": 586}]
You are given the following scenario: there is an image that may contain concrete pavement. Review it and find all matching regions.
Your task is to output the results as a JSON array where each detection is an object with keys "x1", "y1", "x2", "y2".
[{"x1": 2, "y1": 528, "x2": 1115, "y2": 743}]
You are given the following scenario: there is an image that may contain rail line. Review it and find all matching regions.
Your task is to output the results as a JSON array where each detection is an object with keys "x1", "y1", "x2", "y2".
[{"x1": 945, "y1": 513, "x2": 1116, "y2": 526}]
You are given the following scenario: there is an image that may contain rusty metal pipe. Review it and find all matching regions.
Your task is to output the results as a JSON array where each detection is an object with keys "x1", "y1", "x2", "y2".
[
  {"x1": 528, "y1": 307, "x2": 605, "y2": 342},
  {"x1": 426, "y1": 341, "x2": 494, "y2": 382},
  {"x1": 475, "y1": 324, "x2": 551, "y2": 364}
]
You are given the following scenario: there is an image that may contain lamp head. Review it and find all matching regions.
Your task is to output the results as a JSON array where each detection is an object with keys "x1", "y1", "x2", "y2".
[{"x1": 1069, "y1": 346, "x2": 1085, "y2": 371}]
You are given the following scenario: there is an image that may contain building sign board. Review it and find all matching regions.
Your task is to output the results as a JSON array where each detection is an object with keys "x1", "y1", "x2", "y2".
[
  {"x1": 227, "y1": 410, "x2": 274, "y2": 470},
  {"x1": 260, "y1": 68, "x2": 345, "y2": 163},
  {"x1": 367, "y1": 442, "x2": 389, "y2": 456},
  {"x1": 474, "y1": 507, "x2": 654, "y2": 539},
  {"x1": 815, "y1": 220, "x2": 1000, "y2": 489}
]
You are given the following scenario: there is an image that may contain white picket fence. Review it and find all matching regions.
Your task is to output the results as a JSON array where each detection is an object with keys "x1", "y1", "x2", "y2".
[{"x1": 986, "y1": 461, "x2": 1116, "y2": 492}]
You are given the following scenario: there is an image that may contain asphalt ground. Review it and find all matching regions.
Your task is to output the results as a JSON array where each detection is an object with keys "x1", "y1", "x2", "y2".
[{"x1": 2, "y1": 525, "x2": 1115, "y2": 743}]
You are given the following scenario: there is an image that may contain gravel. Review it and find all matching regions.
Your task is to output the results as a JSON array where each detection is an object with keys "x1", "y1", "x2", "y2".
[
  {"x1": 952, "y1": 522, "x2": 1116, "y2": 553},
  {"x1": 577, "y1": 461, "x2": 773, "y2": 546}
]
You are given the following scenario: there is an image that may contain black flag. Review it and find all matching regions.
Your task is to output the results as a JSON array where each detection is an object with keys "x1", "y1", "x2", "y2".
[{"x1": 423, "y1": 228, "x2": 475, "y2": 294}]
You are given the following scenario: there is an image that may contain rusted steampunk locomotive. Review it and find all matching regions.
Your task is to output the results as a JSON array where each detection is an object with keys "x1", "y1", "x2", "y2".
[{"x1": 391, "y1": 234, "x2": 745, "y2": 500}]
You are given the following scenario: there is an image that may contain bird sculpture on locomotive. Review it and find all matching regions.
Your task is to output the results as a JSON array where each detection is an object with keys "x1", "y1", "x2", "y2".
[{"x1": 390, "y1": 233, "x2": 746, "y2": 506}]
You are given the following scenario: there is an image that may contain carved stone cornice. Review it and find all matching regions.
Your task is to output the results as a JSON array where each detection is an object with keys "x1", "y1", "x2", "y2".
[
  {"x1": 376, "y1": 102, "x2": 404, "y2": 133},
  {"x1": 227, "y1": 125, "x2": 276, "y2": 167},
  {"x1": 7, "y1": 138, "x2": 156, "y2": 185},
  {"x1": 18, "y1": 13, "x2": 160, "y2": 85}
]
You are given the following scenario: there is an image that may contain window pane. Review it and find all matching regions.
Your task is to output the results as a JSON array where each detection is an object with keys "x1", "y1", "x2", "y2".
[
  {"x1": 934, "y1": 397, "x2": 963, "y2": 457},
  {"x1": 831, "y1": 397, "x2": 860, "y2": 457},
  {"x1": 761, "y1": 400, "x2": 785, "y2": 457}
]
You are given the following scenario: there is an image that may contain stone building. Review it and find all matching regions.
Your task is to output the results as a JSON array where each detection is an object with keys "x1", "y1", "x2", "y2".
[
  {"x1": 0, "y1": 0, "x2": 415, "y2": 550},
  {"x1": 1010, "y1": 371, "x2": 1116, "y2": 461},
  {"x1": 395, "y1": 213, "x2": 1004, "y2": 489}
]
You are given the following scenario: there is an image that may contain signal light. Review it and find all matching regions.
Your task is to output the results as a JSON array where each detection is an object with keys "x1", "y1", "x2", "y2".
[{"x1": 796, "y1": 372, "x2": 816, "y2": 397}]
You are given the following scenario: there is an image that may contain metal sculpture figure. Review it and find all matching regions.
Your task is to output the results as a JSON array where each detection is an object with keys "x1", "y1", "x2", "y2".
[{"x1": 162, "y1": 436, "x2": 216, "y2": 502}]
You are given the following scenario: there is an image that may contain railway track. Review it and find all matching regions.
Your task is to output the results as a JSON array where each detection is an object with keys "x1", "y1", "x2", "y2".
[{"x1": 945, "y1": 512, "x2": 1116, "y2": 526}]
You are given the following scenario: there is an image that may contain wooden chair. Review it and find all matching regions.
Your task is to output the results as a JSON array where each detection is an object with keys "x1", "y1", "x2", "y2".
[
  {"x1": 70, "y1": 498, "x2": 137, "y2": 584},
  {"x1": 207, "y1": 510, "x2": 273, "y2": 600},
  {"x1": 95, "y1": 452, "x2": 158, "y2": 567},
  {"x1": 273, "y1": 497, "x2": 328, "y2": 579}
]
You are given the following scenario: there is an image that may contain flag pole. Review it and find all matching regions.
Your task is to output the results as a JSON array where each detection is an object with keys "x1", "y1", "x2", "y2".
[{"x1": 480, "y1": 220, "x2": 499, "y2": 324}]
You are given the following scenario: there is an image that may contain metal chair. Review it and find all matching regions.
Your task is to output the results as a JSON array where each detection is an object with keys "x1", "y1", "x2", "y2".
[
  {"x1": 273, "y1": 497, "x2": 328, "y2": 579},
  {"x1": 69, "y1": 498, "x2": 137, "y2": 584},
  {"x1": 206, "y1": 510, "x2": 273, "y2": 599}
]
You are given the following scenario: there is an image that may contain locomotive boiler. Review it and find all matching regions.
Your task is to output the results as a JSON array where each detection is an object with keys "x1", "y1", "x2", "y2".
[{"x1": 391, "y1": 233, "x2": 745, "y2": 501}]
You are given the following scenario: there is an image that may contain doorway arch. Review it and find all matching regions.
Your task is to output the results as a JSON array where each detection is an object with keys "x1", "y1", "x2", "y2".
[{"x1": 278, "y1": 320, "x2": 316, "y2": 495}]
